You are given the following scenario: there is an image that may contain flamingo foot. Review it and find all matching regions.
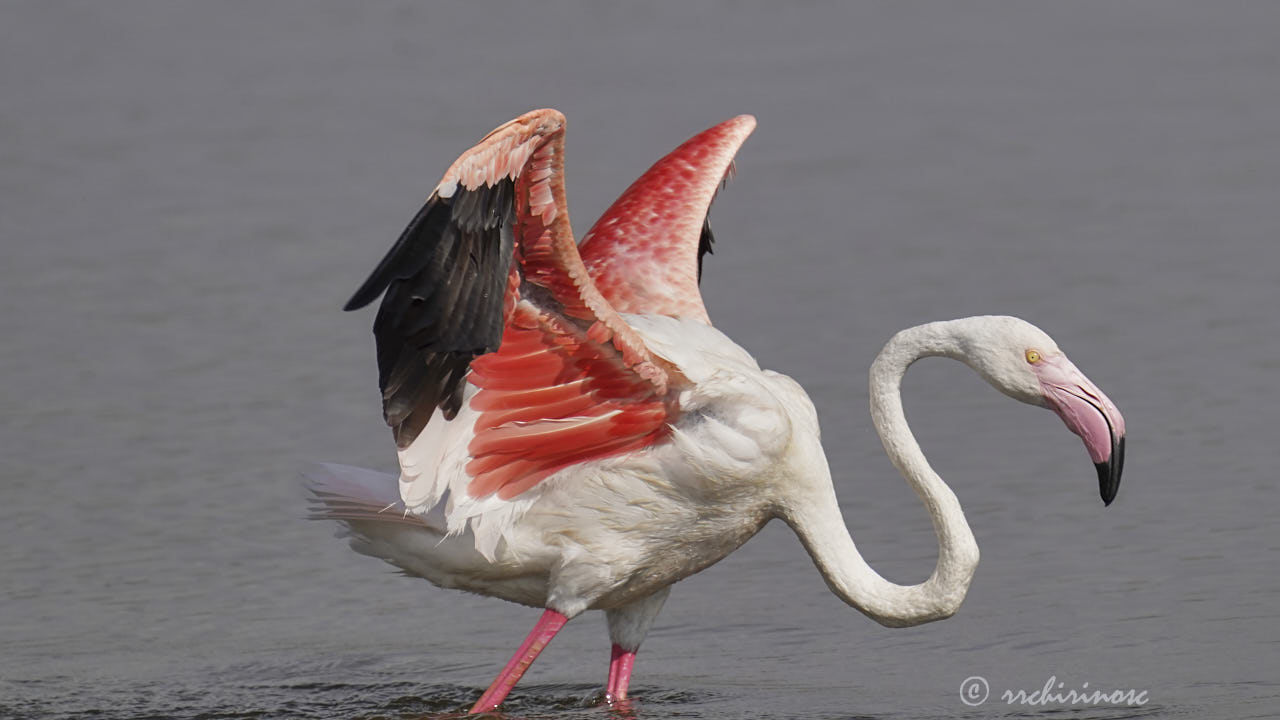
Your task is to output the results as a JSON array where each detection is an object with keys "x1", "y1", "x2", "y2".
[
  {"x1": 604, "y1": 643, "x2": 637, "y2": 703},
  {"x1": 469, "y1": 609, "x2": 569, "y2": 714}
]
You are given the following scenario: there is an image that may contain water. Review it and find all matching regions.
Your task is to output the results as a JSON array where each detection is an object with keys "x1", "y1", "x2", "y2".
[{"x1": 2, "y1": 2, "x2": 1277, "y2": 718}]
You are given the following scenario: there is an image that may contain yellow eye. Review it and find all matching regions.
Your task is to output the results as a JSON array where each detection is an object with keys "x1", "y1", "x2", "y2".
[{"x1": 1025, "y1": 349, "x2": 1042, "y2": 364}]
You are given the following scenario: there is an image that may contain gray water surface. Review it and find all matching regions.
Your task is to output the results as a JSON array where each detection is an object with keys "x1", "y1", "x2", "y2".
[{"x1": 2, "y1": 2, "x2": 1278, "y2": 718}]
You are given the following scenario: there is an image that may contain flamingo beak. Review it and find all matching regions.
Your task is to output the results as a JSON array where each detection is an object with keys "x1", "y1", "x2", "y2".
[{"x1": 1034, "y1": 357, "x2": 1127, "y2": 505}]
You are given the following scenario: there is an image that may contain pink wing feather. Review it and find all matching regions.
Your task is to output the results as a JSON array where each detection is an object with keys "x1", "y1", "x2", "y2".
[{"x1": 579, "y1": 115, "x2": 757, "y2": 324}]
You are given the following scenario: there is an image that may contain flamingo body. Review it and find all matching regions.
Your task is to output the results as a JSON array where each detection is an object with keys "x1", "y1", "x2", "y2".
[
  {"x1": 311, "y1": 110, "x2": 1127, "y2": 712},
  {"x1": 313, "y1": 313, "x2": 805, "y2": 614}
]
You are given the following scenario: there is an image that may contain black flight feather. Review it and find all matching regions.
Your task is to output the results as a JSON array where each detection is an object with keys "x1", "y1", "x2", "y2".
[
  {"x1": 696, "y1": 214, "x2": 714, "y2": 283},
  {"x1": 344, "y1": 178, "x2": 517, "y2": 447}
]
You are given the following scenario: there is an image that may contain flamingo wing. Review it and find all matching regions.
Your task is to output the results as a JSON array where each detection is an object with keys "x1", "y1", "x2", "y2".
[
  {"x1": 579, "y1": 115, "x2": 756, "y2": 324},
  {"x1": 346, "y1": 109, "x2": 680, "y2": 502}
]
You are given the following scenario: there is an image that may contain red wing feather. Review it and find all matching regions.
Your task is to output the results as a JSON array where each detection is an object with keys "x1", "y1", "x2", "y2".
[
  {"x1": 579, "y1": 115, "x2": 756, "y2": 323},
  {"x1": 464, "y1": 298, "x2": 675, "y2": 500}
]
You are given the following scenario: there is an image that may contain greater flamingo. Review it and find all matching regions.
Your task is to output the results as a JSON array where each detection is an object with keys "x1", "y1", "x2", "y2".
[{"x1": 310, "y1": 109, "x2": 1126, "y2": 712}]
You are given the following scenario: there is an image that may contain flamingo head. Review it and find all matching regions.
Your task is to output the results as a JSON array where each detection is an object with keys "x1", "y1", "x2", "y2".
[{"x1": 958, "y1": 317, "x2": 1127, "y2": 506}]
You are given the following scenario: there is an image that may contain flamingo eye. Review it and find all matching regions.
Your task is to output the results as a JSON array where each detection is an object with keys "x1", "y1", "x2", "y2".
[{"x1": 1025, "y1": 349, "x2": 1042, "y2": 364}]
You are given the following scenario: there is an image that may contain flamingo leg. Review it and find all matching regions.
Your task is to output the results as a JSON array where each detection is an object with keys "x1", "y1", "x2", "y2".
[
  {"x1": 605, "y1": 643, "x2": 637, "y2": 702},
  {"x1": 469, "y1": 609, "x2": 569, "y2": 714}
]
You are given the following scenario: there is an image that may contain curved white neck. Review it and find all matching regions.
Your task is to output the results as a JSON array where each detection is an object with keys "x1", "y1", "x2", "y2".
[{"x1": 783, "y1": 321, "x2": 981, "y2": 627}]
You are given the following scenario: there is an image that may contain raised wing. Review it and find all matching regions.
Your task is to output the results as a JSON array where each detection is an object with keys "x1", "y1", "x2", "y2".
[
  {"x1": 579, "y1": 114, "x2": 756, "y2": 324},
  {"x1": 345, "y1": 109, "x2": 681, "y2": 500}
]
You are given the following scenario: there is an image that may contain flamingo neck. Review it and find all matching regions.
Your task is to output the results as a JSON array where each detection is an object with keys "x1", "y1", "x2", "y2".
[{"x1": 784, "y1": 321, "x2": 980, "y2": 628}]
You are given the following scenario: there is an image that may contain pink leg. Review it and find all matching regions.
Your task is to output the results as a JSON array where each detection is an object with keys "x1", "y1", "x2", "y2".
[
  {"x1": 605, "y1": 643, "x2": 637, "y2": 702},
  {"x1": 469, "y1": 609, "x2": 569, "y2": 714}
]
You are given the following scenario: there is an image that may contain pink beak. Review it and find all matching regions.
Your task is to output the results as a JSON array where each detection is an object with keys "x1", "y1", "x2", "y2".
[{"x1": 1034, "y1": 356, "x2": 1127, "y2": 505}]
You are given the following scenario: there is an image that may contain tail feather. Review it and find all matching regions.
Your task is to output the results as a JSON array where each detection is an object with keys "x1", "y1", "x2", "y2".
[
  {"x1": 305, "y1": 462, "x2": 445, "y2": 531},
  {"x1": 305, "y1": 462, "x2": 477, "y2": 581}
]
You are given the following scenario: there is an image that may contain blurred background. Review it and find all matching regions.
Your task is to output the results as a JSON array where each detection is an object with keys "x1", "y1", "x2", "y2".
[{"x1": 2, "y1": 2, "x2": 1276, "y2": 718}]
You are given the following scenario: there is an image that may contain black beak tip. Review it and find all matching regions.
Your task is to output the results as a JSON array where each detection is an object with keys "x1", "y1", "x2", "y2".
[
  {"x1": 1095, "y1": 435, "x2": 1125, "y2": 506},
  {"x1": 1095, "y1": 462, "x2": 1118, "y2": 505}
]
